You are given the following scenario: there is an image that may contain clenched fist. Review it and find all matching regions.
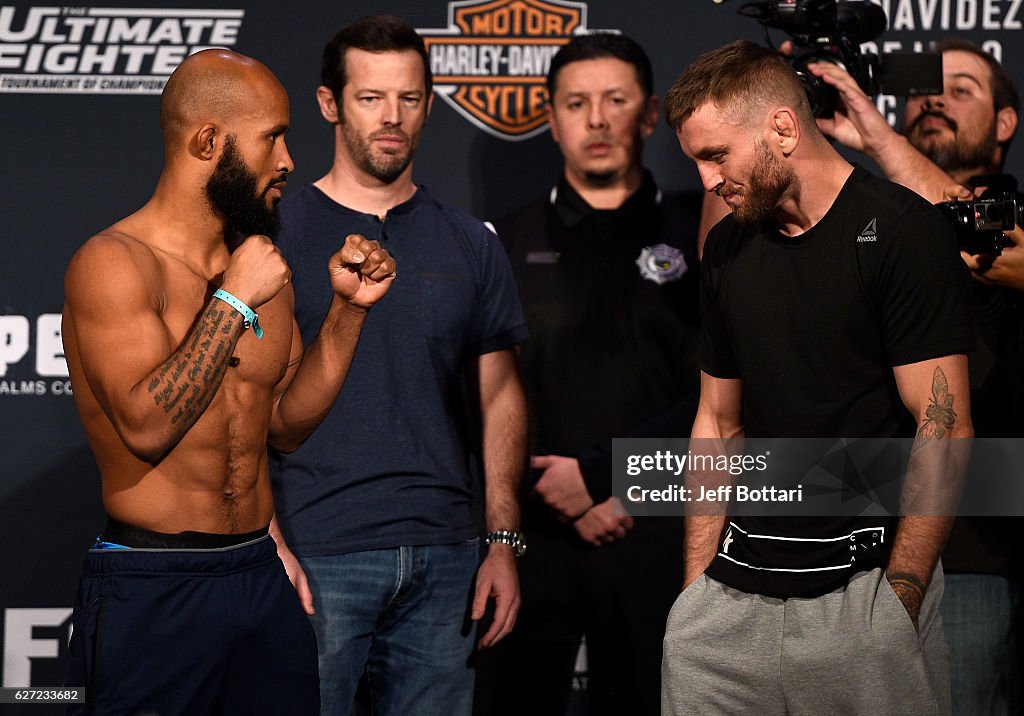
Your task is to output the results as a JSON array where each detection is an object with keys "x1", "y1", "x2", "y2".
[
  {"x1": 329, "y1": 234, "x2": 397, "y2": 310},
  {"x1": 221, "y1": 235, "x2": 292, "y2": 308}
]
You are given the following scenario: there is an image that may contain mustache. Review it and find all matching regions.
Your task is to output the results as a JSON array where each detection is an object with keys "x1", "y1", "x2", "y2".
[
  {"x1": 371, "y1": 128, "x2": 409, "y2": 142},
  {"x1": 909, "y1": 109, "x2": 958, "y2": 134},
  {"x1": 263, "y1": 175, "x2": 287, "y2": 193}
]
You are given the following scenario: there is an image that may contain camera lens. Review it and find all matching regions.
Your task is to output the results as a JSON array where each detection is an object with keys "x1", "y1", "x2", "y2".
[
  {"x1": 935, "y1": 201, "x2": 975, "y2": 240},
  {"x1": 835, "y1": 1, "x2": 888, "y2": 44},
  {"x1": 980, "y1": 203, "x2": 1004, "y2": 223}
]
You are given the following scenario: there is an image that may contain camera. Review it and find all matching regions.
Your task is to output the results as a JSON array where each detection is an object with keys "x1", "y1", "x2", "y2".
[
  {"x1": 733, "y1": 0, "x2": 943, "y2": 117},
  {"x1": 935, "y1": 176, "x2": 1019, "y2": 256}
]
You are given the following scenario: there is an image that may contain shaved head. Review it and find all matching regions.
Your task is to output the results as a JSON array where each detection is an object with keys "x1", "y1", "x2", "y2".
[
  {"x1": 155, "y1": 49, "x2": 293, "y2": 237},
  {"x1": 160, "y1": 49, "x2": 283, "y2": 147}
]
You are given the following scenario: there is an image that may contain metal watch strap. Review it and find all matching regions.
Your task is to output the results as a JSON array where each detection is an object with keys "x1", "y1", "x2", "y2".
[{"x1": 484, "y1": 530, "x2": 526, "y2": 557}]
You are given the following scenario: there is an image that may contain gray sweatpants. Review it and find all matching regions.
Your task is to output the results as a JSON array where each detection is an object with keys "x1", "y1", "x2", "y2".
[{"x1": 662, "y1": 567, "x2": 950, "y2": 715}]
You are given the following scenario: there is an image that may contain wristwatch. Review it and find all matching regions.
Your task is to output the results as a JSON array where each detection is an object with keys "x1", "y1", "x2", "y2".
[{"x1": 485, "y1": 530, "x2": 527, "y2": 557}]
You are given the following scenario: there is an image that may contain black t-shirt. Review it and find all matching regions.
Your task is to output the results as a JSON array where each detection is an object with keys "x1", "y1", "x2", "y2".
[
  {"x1": 701, "y1": 165, "x2": 974, "y2": 597},
  {"x1": 497, "y1": 173, "x2": 701, "y2": 525}
]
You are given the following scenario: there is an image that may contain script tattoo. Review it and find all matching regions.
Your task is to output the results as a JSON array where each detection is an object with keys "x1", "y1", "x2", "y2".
[
  {"x1": 916, "y1": 366, "x2": 956, "y2": 447},
  {"x1": 146, "y1": 302, "x2": 242, "y2": 430}
]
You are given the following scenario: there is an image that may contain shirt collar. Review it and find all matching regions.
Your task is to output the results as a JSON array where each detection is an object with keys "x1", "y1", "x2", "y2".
[
  {"x1": 307, "y1": 183, "x2": 430, "y2": 219},
  {"x1": 550, "y1": 170, "x2": 661, "y2": 228}
]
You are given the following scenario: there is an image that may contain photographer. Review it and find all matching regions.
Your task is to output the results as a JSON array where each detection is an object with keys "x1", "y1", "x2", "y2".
[{"x1": 742, "y1": 37, "x2": 1022, "y2": 715}]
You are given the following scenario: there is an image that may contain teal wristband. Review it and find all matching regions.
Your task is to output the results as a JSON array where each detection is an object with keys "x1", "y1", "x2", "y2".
[{"x1": 212, "y1": 289, "x2": 264, "y2": 339}]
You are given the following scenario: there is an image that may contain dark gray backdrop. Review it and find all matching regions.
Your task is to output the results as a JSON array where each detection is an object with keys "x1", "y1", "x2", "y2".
[{"x1": 2, "y1": 0, "x2": 1021, "y2": 704}]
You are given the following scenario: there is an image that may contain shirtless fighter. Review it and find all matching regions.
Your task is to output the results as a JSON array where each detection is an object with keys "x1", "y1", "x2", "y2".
[{"x1": 61, "y1": 49, "x2": 394, "y2": 715}]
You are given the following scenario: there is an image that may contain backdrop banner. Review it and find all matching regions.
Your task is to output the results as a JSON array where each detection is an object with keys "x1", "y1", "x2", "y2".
[{"x1": 3, "y1": 0, "x2": 1022, "y2": 705}]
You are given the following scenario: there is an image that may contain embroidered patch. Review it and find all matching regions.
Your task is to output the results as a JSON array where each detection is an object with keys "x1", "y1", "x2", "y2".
[{"x1": 636, "y1": 243, "x2": 687, "y2": 285}]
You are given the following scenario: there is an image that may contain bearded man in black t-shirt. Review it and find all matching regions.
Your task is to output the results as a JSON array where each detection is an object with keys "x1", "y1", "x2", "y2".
[{"x1": 660, "y1": 40, "x2": 974, "y2": 715}]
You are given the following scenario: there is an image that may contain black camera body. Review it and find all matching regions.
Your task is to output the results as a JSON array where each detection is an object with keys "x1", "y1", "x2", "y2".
[
  {"x1": 935, "y1": 176, "x2": 1020, "y2": 256},
  {"x1": 736, "y1": 0, "x2": 942, "y2": 117}
]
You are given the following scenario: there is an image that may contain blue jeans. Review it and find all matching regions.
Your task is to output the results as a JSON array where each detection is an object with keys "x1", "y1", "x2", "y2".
[
  {"x1": 301, "y1": 540, "x2": 480, "y2": 716},
  {"x1": 940, "y1": 573, "x2": 1020, "y2": 715}
]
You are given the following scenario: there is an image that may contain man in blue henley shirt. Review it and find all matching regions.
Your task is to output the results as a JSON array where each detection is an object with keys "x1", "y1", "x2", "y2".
[{"x1": 268, "y1": 15, "x2": 529, "y2": 716}]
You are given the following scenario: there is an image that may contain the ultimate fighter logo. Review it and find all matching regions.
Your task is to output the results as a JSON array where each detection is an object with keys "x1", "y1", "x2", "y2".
[{"x1": 418, "y1": 0, "x2": 613, "y2": 141}]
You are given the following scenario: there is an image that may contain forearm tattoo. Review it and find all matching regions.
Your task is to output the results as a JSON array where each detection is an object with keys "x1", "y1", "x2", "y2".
[
  {"x1": 146, "y1": 301, "x2": 242, "y2": 428},
  {"x1": 887, "y1": 571, "x2": 927, "y2": 631},
  {"x1": 916, "y1": 365, "x2": 956, "y2": 446}
]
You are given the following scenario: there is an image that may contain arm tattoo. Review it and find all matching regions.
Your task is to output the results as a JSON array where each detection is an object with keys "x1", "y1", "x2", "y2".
[
  {"x1": 146, "y1": 301, "x2": 243, "y2": 432},
  {"x1": 887, "y1": 571, "x2": 927, "y2": 632},
  {"x1": 915, "y1": 365, "x2": 956, "y2": 447}
]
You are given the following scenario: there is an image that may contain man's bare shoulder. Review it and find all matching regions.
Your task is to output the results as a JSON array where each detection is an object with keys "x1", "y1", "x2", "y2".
[
  {"x1": 73, "y1": 217, "x2": 161, "y2": 261},
  {"x1": 64, "y1": 219, "x2": 169, "y2": 314},
  {"x1": 66, "y1": 220, "x2": 162, "y2": 283}
]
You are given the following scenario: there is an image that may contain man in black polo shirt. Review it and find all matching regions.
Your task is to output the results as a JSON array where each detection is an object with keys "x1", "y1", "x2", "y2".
[
  {"x1": 479, "y1": 33, "x2": 700, "y2": 716},
  {"x1": 662, "y1": 41, "x2": 973, "y2": 714}
]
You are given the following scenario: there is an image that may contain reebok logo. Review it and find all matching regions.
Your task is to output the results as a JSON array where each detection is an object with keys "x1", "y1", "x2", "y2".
[{"x1": 856, "y1": 217, "x2": 877, "y2": 242}]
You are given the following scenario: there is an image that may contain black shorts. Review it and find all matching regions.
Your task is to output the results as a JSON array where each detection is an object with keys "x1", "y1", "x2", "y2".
[{"x1": 66, "y1": 530, "x2": 319, "y2": 715}]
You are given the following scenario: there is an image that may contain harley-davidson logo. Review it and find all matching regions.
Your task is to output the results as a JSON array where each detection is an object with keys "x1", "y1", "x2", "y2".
[{"x1": 419, "y1": 0, "x2": 612, "y2": 141}]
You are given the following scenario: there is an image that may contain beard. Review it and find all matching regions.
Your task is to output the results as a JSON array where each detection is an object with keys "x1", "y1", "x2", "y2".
[
  {"x1": 205, "y1": 135, "x2": 283, "y2": 239},
  {"x1": 906, "y1": 110, "x2": 998, "y2": 176},
  {"x1": 728, "y1": 140, "x2": 794, "y2": 226},
  {"x1": 340, "y1": 118, "x2": 422, "y2": 185}
]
